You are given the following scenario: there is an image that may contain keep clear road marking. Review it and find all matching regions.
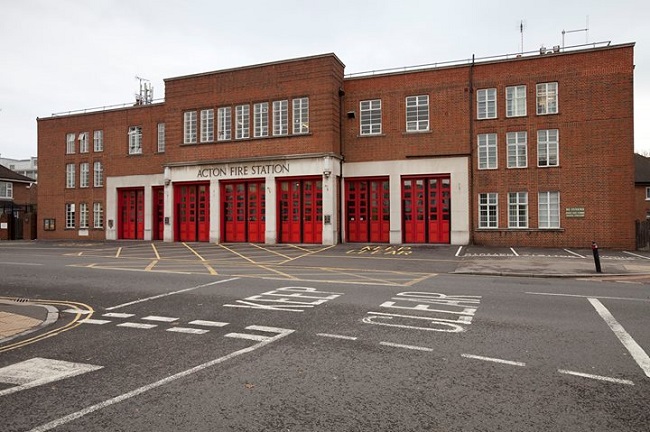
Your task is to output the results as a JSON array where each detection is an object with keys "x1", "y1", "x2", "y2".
[
  {"x1": 461, "y1": 354, "x2": 526, "y2": 367},
  {"x1": 558, "y1": 369, "x2": 635, "y2": 386},
  {"x1": 588, "y1": 298, "x2": 650, "y2": 378},
  {"x1": 27, "y1": 327, "x2": 294, "y2": 432},
  {"x1": 380, "y1": 341, "x2": 433, "y2": 352}
]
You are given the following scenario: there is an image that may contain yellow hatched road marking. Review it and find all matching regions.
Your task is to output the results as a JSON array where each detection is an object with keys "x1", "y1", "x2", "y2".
[
  {"x1": 183, "y1": 243, "x2": 206, "y2": 261},
  {"x1": 151, "y1": 243, "x2": 161, "y2": 260},
  {"x1": 203, "y1": 262, "x2": 218, "y2": 275},
  {"x1": 219, "y1": 244, "x2": 297, "y2": 280},
  {"x1": 251, "y1": 243, "x2": 292, "y2": 259},
  {"x1": 145, "y1": 260, "x2": 159, "y2": 271},
  {"x1": 115, "y1": 247, "x2": 122, "y2": 258}
]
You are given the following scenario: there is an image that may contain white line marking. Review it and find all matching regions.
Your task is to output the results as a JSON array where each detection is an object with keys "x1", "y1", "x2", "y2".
[
  {"x1": 142, "y1": 316, "x2": 178, "y2": 322},
  {"x1": 0, "y1": 262, "x2": 43, "y2": 266},
  {"x1": 526, "y1": 292, "x2": 650, "y2": 302},
  {"x1": 623, "y1": 251, "x2": 650, "y2": 260},
  {"x1": 27, "y1": 327, "x2": 293, "y2": 432},
  {"x1": 166, "y1": 327, "x2": 209, "y2": 335},
  {"x1": 588, "y1": 298, "x2": 650, "y2": 378},
  {"x1": 317, "y1": 333, "x2": 358, "y2": 341},
  {"x1": 246, "y1": 325, "x2": 293, "y2": 334},
  {"x1": 81, "y1": 319, "x2": 111, "y2": 325},
  {"x1": 510, "y1": 247, "x2": 519, "y2": 257},
  {"x1": 102, "y1": 313, "x2": 135, "y2": 318},
  {"x1": 224, "y1": 333, "x2": 269, "y2": 342},
  {"x1": 455, "y1": 246, "x2": 463, "y2": 257},
  {"x1": 380, "y1": 341, "x2": 433, "y2": 352},
  {"x1": 558, "y1": 369, "x2": 635, "y2": 385},
  {"x1": 116, "y1": 323, "x2": 157, "y2": 329},
  {"x1": 564, "y1": 249, "x2": 586, "y2": 258},
  {"x1": 188, "y1": 320, "x2": 229, "y2": 327},
  {"x1": 62, "y1": 309, "x2": 92, "y2": 315},
  {"x1": 105, "y1": 277, "x2": 239, "y2": 310},
  {"x1": 461, "y1": 353, "x2": 526, "y2": 367}
]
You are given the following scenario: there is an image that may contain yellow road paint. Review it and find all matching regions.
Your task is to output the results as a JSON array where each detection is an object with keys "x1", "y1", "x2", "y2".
[
  {"x1": 203, "y1": 262, "x2": 218, "y2": 275},
  {"x1": 219, "y1": 244, "x2": 297, "y2": 280},
  {"x1": 145, "y1": 260, "x2": 159, "y2": 271},
  {"x1": 251, "y1": 243, "x2": 292, "y2": 259},
  {"x1": 183, "y1": 243, "x2": 206, "y2": 261},
  {"x1": 151, "y1": 243, "x2": 161, "y2": 260},
  {"x1": 115, "y1": 247, "x2": 122, "y2": 258}
]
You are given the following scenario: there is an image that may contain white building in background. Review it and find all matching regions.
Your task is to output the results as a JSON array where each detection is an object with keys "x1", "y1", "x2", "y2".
[{"x1": 0, "y1": 156, "x2": 38, "y2": 180}]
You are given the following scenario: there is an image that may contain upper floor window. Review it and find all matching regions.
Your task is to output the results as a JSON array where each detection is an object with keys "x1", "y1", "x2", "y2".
[
  {"x1": 66, "y1": 133, "x2": 75, "y2": 154},
  {"x1": 539, "y1": 191, "x2": 560, "y2": 228},
  {"x1": 537, "y1": 129, "x2": 559, "y2": 167},
  {"x1": 360, "y1": 99, "x2": 382, "y2": 135},
  {"x1": 478, "y1": 133, "x2": 498, "y2": 169},
  {"x1": 273, "y1": 100, "x2": 288, "y2": 136},
  {"x1": 292, "y1": 97, "x2": 309, "y2": 134},
  {"x1": 66, "y1": 163, "x2": 75, "y2": 188},
  {"x1": 93, "y1": 130, "x2": 103, "y2": 152},
  {"x1": 506, "y1": 85, "x2": 527, "y2": 117},
  {"x1": 200, "y1": 109, "x2": 214, "y2": 143},
  {"x1": 406, "y1": 95, "x2": 429, "y2": 132},
  {"x1": 479, "y1": 193, "x2": 498, "y2": 228},
  {"x1": 80, "y1": 162, "x2": 90, "y2": 188},
  {"x1": 79, "y1": 132, "x2": 89, "y2": 153},
  {"x1": 184, "y1": 111, "x2": 197, "y2": 144},
  {"x1": 94, "y1": 161, "x2": 103, "y2": 187},
  {"x1": 477, "y1": 88, "x2": 497, "y2": 119},
  {"x1": 0, "y1": 181, "x2": 12, "y2": 199},
  {"x1": 254, "y1": 102, "x2": 269, "y2": 138},
  {"x1": 128, "y1": 126, "x2": 142, "y2": 154},
  {"x1": 536, "y1": 82, "x2": 558, "y2": 115},
  {"x1": 218, "y1": 107, "x2": 232, "y2": 141},
  {"x1": 236, "y1": 104, "x2": 250, "y2": 139},
  {"x1": 507, "y1": 131, "x2": 527, "y2": 168},
  {"x1": 157, "y1": 123, "x2": 165, "y2": 153}
]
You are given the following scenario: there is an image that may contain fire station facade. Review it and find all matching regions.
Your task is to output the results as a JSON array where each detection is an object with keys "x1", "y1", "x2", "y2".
[{"x1": 37, "y1": 43, "x2": 635, "y2": 249}]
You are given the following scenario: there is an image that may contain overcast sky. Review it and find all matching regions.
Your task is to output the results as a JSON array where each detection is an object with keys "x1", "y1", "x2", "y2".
[{"x1": 0, "y1": 0, "x2": 648, "y2": 160}]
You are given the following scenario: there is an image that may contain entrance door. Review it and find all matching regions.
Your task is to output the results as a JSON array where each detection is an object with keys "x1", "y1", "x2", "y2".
[
  {"x1": 222, "y1": 180, "x2": 265, "y2": 242},
  {"x1": 402, "y1": 175, "x2": 450, "y2": 244},
  {"x1": 278, "y1": 178, "x2": 322, "y2": 244},
  {"x1": 175, "y1": 183, "x2": 210, "y2": 242},
  {"x1": 346, "y1": 178, "x2": 390, "y2": 243},
  {"x1": 152, "y1": 186, "x2": 164, "y2": 241},
  {"x1": 118, "y1": 188, "x2": 144, "y2": 240}
]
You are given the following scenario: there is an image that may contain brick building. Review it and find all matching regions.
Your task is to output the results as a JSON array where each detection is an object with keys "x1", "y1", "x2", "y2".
[
  {"x1": 37, "y1": 42, "x2": 636, "y2": 248},
  {"x1": 0, "y1": 164, "x2": 37, "y2": 240}
]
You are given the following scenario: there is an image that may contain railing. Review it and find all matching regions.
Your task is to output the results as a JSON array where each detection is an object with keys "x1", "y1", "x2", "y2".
[{"x1": 51, "y1": 98, "x2": 164, "y2": 117}]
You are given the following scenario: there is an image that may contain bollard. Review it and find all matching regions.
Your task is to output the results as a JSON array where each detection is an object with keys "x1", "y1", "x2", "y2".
[{"x1": 592, "y1": 241, "x2": 602, "y2": 273}]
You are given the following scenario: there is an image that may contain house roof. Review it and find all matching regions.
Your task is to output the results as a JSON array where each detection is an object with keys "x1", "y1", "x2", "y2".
[{"x1": 0, "y1": 163, "x2": 35, "y2": 183}]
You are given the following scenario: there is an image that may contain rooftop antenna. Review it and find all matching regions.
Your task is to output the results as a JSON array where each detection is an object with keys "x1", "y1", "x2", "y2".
[
  {"x1": 135, "y1": 76, "x2": 154, "y2": 105},
  {"x1": 562, "y1": 16, "x2": 590, "y2": 50},
  {"x1": 519, "y1": 20, "x2": 526, "y2": 54}
]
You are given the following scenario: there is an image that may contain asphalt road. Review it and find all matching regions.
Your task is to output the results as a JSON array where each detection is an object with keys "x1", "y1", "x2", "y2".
[{"x1": 1, "y1": 243, "x2": 649, "y2": 431}]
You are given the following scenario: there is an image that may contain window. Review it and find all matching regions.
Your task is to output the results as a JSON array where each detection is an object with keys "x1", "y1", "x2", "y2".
[
  {"x1": 646, "y1": 187, "x2": 650, "y2": 201},
  {"x1": 65, "y1": 203, "x2": 75, "y2": 229},
  {"x1": 184, "y1": 111, "x2": 197, "y2": 144},
  {"x1": 93, "y1": 130, "x2": 103, "y2": 152},
  {"x1": 79, "y1": 203, "x2": 89, "y2": 229},
  {"x1": 292, "y1": 97, "x2": 309, "y2": 134},
  {"x1": 217, "y1": 107, "x2": 232, "y2": 141},
  {"x1": 537, "y1": 82, "x2": 558, "y2": 115},
  {"x1": 360, "y1": 99, "x2": 382, "y2": 135},
  {"x1": 79, "y1": 132, "x2": 89, "y2": 153},
  {"x1": 0, "y1": 181, "x2": 12, "y2": 199},
  {"x1": 94, "y1": 161, "x2": 103, "y2": 187},
  {"x1": 479, "y1": 193, "x2": 498, "y2": 228},
  {"x1": 128, "y1": 126, "x2": 143, "y2": 154},
  {"x1": 508, "y1": 192, "x2": 528, "y2": 228},
  {"x1": 273, "y1": 100, "x2": 288, "y2": 136},
  {"x1": 477, "y1": 88, "x2": 497, "y2": 119},
  {"x1": 537, "y1": 129, "x2": 559, "y2": 167},
  {"x1": 66, "y1": 133, "x2": 75, "y2": 154},
  {"x1": 539, "y1": 191, "x2": 560, "y2": 228},
  {"x1": 80, "y1": 163, "x2": 89, "y2": 188},
  {"x1": 254, "y1": 102, "x2": 269, "y2": 138},
  {"x1": 507, "y1": 131, "x2": 527, "y2": 168},
  {"x1": 506, "y1": 85, "x2": 527, "y2": 117},
  {"x1": 236, "y1": 105, "x2": 250, "y2": 139},
  {"x1": 93, "y1": 202, "x2": 104, "y2": 228},
  {"x1": 406, "y1": 95, "x2": 429, "y2": 132},
  {"x1": 66, "y1": 164, "x2": 75, "y2": 188},
  {"x1": 478, "y1": 133, "x2": 498, "y2": 169},
  {"x1": 200, "y1": 109, "x2": 214, "y2": 143},
  {"x1": 157, "y1": 123, "x2": 165, "y2": 153}
]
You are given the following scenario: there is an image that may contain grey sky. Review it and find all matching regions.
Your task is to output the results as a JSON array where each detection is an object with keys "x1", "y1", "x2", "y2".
[{"x1": 1, "y1": 0, "x2": 647, "y2": 159}]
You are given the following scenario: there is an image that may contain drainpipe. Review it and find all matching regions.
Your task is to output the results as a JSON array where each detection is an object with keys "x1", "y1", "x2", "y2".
[
  {"x1": 468, "y1": 55, "x2": 475, "y2": 245},
  {"x1": 338, "y1": 87, "x2": 346, "y2": 244}
]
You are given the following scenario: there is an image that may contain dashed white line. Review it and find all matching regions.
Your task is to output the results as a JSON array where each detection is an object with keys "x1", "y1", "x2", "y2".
[
  {"x1": 62, "y1": 309, "x2": 92, "y2": 315},
  {"x1": 166, "y1": 327, "x2": 210, "y2": 335},
  {"x1": 455, "y1": 246, "x2": 463, "y2": 257},
  {"x1": 224, "y1": 333, "x2": 269, "y2": 342},
  {"x1": 380, "y1": 341, "x2": 433, "y2": 352},
  {"x1": 142, "y1": 316, "x2": 178, "y2": 322},
  {"x1": 81, "y1": 319, "x2": 111, "y2": 325},
  {"x1": 102, "y1": 312, "x2": 135, "y2": 318},
  {"x1": 623, "y1": 250, "x2": 650, "y2": 260},
  {"x1": 116, "y1": 323, "x2": 157, "y2": 330},
  {"x1": 188, "y1": 320, "x2": 229, "y2": 327},
  {"x1": 558, "y1": 369, "x2": 635, "y2": 385},
  {"x1": 317, "y1": 333, "x2": 358, "y2": 341},
  {"x1": 510, "y1": 247, "x2": 519, "y2": 257},
  {"x1": 564, "y1": 248, "x2": 586, "y2": 258},
  {"x1": 461, "y1": 353, "x2": 526, "y2": 367},
  {"x1": 526, "y1": 292, "x2": 650, "y2": 302}
]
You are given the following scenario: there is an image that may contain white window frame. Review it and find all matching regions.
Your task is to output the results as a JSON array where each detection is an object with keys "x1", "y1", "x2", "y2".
[
  {"x1": 537, "y1": 129, "x2": 559, "y2": 167},
  {"x1": 254, "y1": 102, "x2": 269, "y2": 138},
  {"x1": 80, "y1": 162, "x2": 89, "y2": 188},
  {"x1": 66, "y1": 164, "x2": 75, "y2": 188},
  {"x1": 539, "y1": 191, "x2": 560, "y2": 229},
  {"x1": 236, "y1": 105, "x2": 250, "y2": 139},
  {"x1": 506, "y1": 85, "x2": 527, "y2": 117},
  {"x1": 65, "y1": 203, "x2": 75, "y2": 229},
  {"x1": 157, "y1": 123, "x2": 165, "y2": 153},
  {"x1": 79, "y1": 203, "x2": 89, "y2": 229},
  {"x1": 646, "y1": 187, "x2": 650, "y2": 201},
  {"x1": 200, "y1": 109, "x2": 214, "y2": 143},
  {"x1": 478, "y1": 133, "x2": 498, "y2": 170},
  {"x1": 292, "y1": 97, "x2": 309, "y2": 134},
  {"x1": 66, "y1": 133, "x2": 76, "y2": 154},
  {"x1": 479, "y1": 193, "x2": 498, "y2": 228},
  {"x1": 508, "y1": 192, "x2": 528, "y2": 228},
  {"x1": 0, "y1": 181, "x2": 12, "y2": 199},
  {"x1": 93, "y1": 130, "x2": 103, "y2": 152},
  {"x1": 536, "y1": 82, "x2": 558, "y2": 115},
  {"x1": 79, "y1": 132, "x2": 89, "y2": 153},
  {"x1": 184, "y1": 111, "x2": 197, "y2": 144},
  {"x1": 406, "y1": 95, "x2": 429, "y2": 132},
  {"x1": 93, "y1": 202, "x2": 104, "y2": 228},
  {"x1": 218, "y1": 107, "x2": 232, "y2": 141},
  {"x1": 93, "y1": 161, "x2": 103, "y2": 187},
  {"x1": 273, "y1": 100, "x2": 288, "y2": 136},
  {"x1": 507, "y1": 131, "x2": 527, "y2": 168},
  {"x1": 360, "y1": 99, "x2": 382, "y2": 135},
  {"x1": 128, "y1": 126, "x2": 143, "y2": 154},
  {"x1": 477, "y1": 88, "x2": 497, "y2": 119}
]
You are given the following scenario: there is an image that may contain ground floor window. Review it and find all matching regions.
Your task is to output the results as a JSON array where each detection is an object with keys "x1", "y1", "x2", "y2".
[
  {"x1": 538, "y1": 191, "x2": 560, "y2": 228},
  {"x1": 479, "y1": 193, "x2": 498, "y2": 228}
]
